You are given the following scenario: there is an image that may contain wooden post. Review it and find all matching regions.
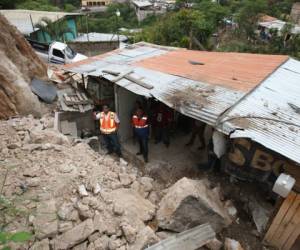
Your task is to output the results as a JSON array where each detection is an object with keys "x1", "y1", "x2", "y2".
[{"x1": 264, "y1": 191, "x2": 300, "y2": 250}]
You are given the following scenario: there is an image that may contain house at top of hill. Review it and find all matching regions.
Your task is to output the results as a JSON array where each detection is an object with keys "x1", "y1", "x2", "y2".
[{"x1": 0, "y1": 9, "x2": 82, "y2": 44}]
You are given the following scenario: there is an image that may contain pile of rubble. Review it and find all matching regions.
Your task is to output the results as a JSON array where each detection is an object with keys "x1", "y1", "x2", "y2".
[{"x1": 0, "y1": 114, "x2": 243, "y2": 250}]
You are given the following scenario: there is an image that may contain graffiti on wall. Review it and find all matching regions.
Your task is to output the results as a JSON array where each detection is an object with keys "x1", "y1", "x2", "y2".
[{"x1": 224, "y1": 138, "x2": 300, "y2": 191}]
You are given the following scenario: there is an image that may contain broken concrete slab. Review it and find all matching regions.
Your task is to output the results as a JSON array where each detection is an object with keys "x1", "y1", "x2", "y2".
[
  {"x1": 52, "y1": 218, "x2": 94, "y2": 250},
  {"x1": 33, "y1": 199, "x2": 58, "y2": 240},
  {"x1": 157, "y1": 177, "x2": 232, "y2": 232},
  {"x1": 146, "y1": 223, "x2": 215, "y2": 250}
]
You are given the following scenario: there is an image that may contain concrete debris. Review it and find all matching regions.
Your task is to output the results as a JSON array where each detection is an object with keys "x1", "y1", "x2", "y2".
[
  {"x1": 58, "y1": 222, "x2": 73, "y2": 233},
  {"x1": 94, "y1": 234, "x2": 109, "y2": 250},
  {"x1": 110, "y1": 188, "x2": 156, "y2": 223},
  {"x1": 146, "y1": 223, "x2": 215, "y2": 250},
  {"x1": 119, "y1": 173, "x2": 136, "y2": 187},
  {"x1": 121, "y1": 222, "x2": 137, "y2": 244},
  {"x1": 247, "y1": 197, "x2": 272, "y2": 234},
  {"x1": 129, "y1": 226, "x2": 159, "y2": 250},
  {"x1": 157, "y1": 177, "x2": 232, "y2": 232},
  {"x1": 57, "y1": 202, "x2": 75, "y2": 220},
  {"x1": 224, "y1": 238, "x2": 244, "y2": 250},
  {"x1": 30, "y1": 238, "x2": 50, "y2": 250},
  {"x1": 205, "y1": 238, "x2": 223, "y2": 250},
  {"x1": 52, "y1": 218, "x2": 94, "y2": 249},
  {"x1": 33, "y1": 199, "x2": 58, "y2": 240},
  {"x1": 108, "y1": 235, "x2": 126, "y2": 250},
  {"x1": 78, "y1": 184, "x2": 89, "y2": 197}
]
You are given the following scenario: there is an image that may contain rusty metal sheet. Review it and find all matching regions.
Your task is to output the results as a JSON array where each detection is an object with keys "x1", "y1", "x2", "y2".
[{"x1": 218, "y1": 58, "x2": 300, "y2": 164}]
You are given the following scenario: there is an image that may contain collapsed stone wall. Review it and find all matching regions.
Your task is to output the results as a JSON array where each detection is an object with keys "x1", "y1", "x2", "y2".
[{"x1": 0, "y1": 14, "x2": 47, "y2": 119}]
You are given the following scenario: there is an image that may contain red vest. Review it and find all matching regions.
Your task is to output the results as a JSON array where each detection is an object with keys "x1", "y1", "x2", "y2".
[{"x1": 132, "y1": 115, "x2": 148, "y2": 129}]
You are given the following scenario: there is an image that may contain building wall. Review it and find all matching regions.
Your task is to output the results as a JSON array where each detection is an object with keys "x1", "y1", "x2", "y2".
[
  {"x1": 291, "y1": 3, "x2": 300, "y2": 25},
  {"x1": 224, "y1": 138, "x2": 300, "y2": 192},
  {"x1": 68, "y1": 40, "x2": 119, "y2": 57},
  {"x1": 115, "y1": 86, "x2": 137, "y2": 142},
  {"x1": 82, "y1": 0, "x2": 112, "y2": 7}
]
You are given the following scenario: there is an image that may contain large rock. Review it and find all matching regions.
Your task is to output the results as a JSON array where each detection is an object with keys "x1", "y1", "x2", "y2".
[
  {"x1": 157, "y1": 177, "x2": 232, "y2": 232},
  {"x1": 52, "y1": 219, "x2": 94, "y2": 250},
  {"x1": 0, "y1": 14, "x2": 46, "y2": 119},
  {"x1": 29, "y1": 129, "x2": 69, "y2": 145},
  {"x1": 110, "y1": 188, "x2": 156, "y2": 230}
]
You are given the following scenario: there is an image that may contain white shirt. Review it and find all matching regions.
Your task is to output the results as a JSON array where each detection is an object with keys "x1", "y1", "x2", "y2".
[
  {"x1": 212, "y1": 130, "x2": 227, "y2": 158},
  {"x1": 96, "y1": 112, "x2": 120, "y2": 123}
]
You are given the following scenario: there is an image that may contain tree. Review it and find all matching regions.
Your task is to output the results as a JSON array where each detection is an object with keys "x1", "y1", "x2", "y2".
[
  {"x1": 136, "y1": 9, "x2": 213, "y2": 49},
  {"x1": 16, "y1": 0, "x2": 61, "y2": 11}
]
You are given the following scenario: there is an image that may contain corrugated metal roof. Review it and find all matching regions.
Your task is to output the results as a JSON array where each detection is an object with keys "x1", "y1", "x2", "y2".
[
  {"x1": 218, "y1": 58, "x2": 300, "y2": 164},
  {"x1": 136, "y1": 49, "x2": 288, "y2": 92},
  {"x1": 74, "y1": 33, "x2": 128, "y2": 42},
  {"x1": 63, "y1": 43, "x2": 245, "y2": 125}
]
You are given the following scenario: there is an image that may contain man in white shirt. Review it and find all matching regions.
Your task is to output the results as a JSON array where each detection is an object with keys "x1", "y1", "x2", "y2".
[{"x1": 94, "y1": 105, "x2": 122, "y2": 157}]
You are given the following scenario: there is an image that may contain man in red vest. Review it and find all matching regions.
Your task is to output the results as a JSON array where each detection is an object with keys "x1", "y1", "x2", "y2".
[
  {"x1": 94, "y1": 105, "x2": 122, "y2": 157},
  {"x1": 132, "y1": 108, "x2": 149, "y2": 163}
]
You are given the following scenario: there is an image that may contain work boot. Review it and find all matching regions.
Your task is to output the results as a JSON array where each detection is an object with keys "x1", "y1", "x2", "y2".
[
  {"x1": 136, "y1": 152, "x2": 142, "y2": 155},
  {"x1": 144, "y1": 156, "x2": 148, "y2": 163}
]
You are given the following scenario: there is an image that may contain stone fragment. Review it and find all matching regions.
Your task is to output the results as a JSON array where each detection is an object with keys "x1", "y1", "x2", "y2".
[
  {"x1": 57, "y1": 202, "x2": 74, "y2": 220},
  {"x1": 30, "y1": 238, "x2": 50, "y2": 250},
  {"x1": 119, "y1": 158, "x2": 128, "y2": 167},
  {"x1": 206, "y1": 238, "x2": 223, "y2": 250},
  {"x1": 128, "y1": 226, "x2": 159, "y2": 250},
  {"x1": 33, "y1": 199, "x2": 58, "y2": 240},
  {"x1": 88, "y1": 231, "x2": 102, "y2": 243},
  {"x1": 157, "y1": 177, "x2": 232, "y2": 232},
  {"x1": 78, "y1": 185, "x2": 89, "y2": 197},
  {"x1": 224, "y1": 238, "x2": 244, "y2": 250},
  {"x1": 121, "y1": 222, "x2": 137, "y2": 244},
  {"x1": 76, "y1": 201, "x2": 94, "y2": 219},
  {"x1": 108, "y1": 235, "x2": 125, "y2": 250},
  {"x1": 119, "y1": 173, "x2": 135, "y2": 187},
  {"x1": 94, "y1": 212, "x2": 120, "y2": 236},
  {"x1": 58, "y1": 222, "x2": 73, "y2": 233},
  {"x1": 113, "y1": 202, "x2": 124, "y2": 216},
  {"x1": 52, "y1": 219, "x2": 94, "y2": 250},
  {"x1": 139, "y1": 177, "x2": 154, "y2": 192},
  {"x1": 94, "y1": 234, "x2": 109, "y2": 250},
  {"x1": 72, "y1": 241, "x2": 88, "y2": 250}
]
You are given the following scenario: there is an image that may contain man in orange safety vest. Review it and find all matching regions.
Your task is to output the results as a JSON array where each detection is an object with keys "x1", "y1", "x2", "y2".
[
  {"x1": 94, "y1": 105, "x2": 122, "y2": 157},
  {"x1": 132, "y1": 108, "x2": 149, "y2": 162}
]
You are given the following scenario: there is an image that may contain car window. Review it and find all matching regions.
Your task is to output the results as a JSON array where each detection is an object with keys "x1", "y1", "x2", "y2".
[
  {"x1": 53, "y1": 49, "x2": 64, "y2": 59},
  {"x1": 65, "y1": 46, "x2": 76, "y2": 59}
]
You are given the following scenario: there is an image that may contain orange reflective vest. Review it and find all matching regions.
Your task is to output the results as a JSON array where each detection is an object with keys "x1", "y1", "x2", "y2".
[
  {"x1": 132, "y1": 115, "x2": 149, "y2": 128},
  {"x1": 99, "y1": 111, "x2": 117, "y2": 134}
]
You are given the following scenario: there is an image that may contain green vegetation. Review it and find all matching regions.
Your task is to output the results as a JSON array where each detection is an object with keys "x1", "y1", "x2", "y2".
[
  {"x1": 16, "y1": 0, "x2": 61, "y2": 11},
  {"x1": 84, "y1": 3, "x2": 138, "y2": 33},
  {"x1": 0, "y1": 231, "x2": 32, "y2": 250}
]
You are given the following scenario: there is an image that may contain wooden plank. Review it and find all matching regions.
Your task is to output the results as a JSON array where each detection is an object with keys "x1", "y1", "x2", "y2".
[
  {"x1": 112, "y1": 70, "x2": 133, "y2": 83},
  {"x1": 283, "y1": 197, "x2": 300, "y2": 250},
  {"x1": 145, "y1": 223, "x2": 215, "y2": 250},
  {"x1": 276, "y1": 195, "x2": 300, "y2": 248},
  {"x1": 125, "y1": 75, "x2": 154, "y2": 90},
  {"x1": 264, "y1": 192, "x2": 297, "y2": 243}
]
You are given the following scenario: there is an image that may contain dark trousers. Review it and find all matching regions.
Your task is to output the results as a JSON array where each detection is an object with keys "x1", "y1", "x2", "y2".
[
  {"x1": 155, "y1": 127, "x2": 170, "y2": 146},
  {"x1": 138, "y1": 136, "x2": 148, "y2": 160},
  {"x1": 103, "y1": 132, "x2": 122, "y2": 157}
]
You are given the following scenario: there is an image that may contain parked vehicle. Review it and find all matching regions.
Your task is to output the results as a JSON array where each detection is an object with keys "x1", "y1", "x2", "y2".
[{"x1": 27, "y1": 39, "x2": 87, "y2": 64}]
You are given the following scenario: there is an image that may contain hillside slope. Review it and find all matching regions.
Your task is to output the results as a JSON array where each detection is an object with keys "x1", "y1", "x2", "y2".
[{"x1": 0, "y1": 14, "x2": 47, "y2": 119}]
